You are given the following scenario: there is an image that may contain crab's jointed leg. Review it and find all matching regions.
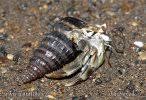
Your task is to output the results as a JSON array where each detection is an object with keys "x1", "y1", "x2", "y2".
[{"x1": 64, "y1": 45, "x2": 106, "y2": 86}]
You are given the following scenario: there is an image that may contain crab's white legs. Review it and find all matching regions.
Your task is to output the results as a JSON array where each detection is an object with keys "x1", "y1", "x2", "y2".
[
  {"x1": 64, "y1": 52, "x2": 92, "y2": 86},
  {"x1": 65, "y1": 42, "x2": 107, "y2": 86}
]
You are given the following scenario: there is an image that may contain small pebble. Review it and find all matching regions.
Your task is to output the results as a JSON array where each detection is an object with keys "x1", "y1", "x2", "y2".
[
  {"x1": 0, "y1": 45, "x2": 7, "y2": 57},
  {"x1": 6, "y1": 54, "x2": 14, "y2": 60},
  {"x1": 106, "y1": 11, "x2": 115, "y2": 16},
  {"x1": 40, "y1": 2, "x2": 52, "y2": 12},
  {"x1": 131, "y1": 21, "x2": 139, "y2": 26},
  {"x1": 40, "y1": 79, "x2": 45, "y2": 83},
  {"x1": 9, "y1": 35, "x2": 14, "y2": 39},
  {"x1": 32, "y1": 41, "x2": 39, "y2": 47},
  {"x1": 19, "y1": 3, "x2": 28, "y2": 11},
  {"x1": 131, "y1": 32, "x2": 137, "y2": 38},
  {"x1": 47, "y1": 95, "x2": 56, "y2": 99},
  {"x1": 117, "y1": 67, "x2": 126, "y2": 75},
  {"x1": 134, "y1": 41, "x2": 144, "y2": 48},
  {"x1": 118, "y1": 69, "x2": 123, "y2": 75},
  {"x1": 0, "y1": 67, "x2": 7, "y2": 74},
  {"x1": 66, "y1": 7, "x2": 76, "y2": 16},
  {"x1": 95, "y1": 78, "x2": 103, "y2": 85},
  {"x1": 40, "y1": 78, "x2": 48, "y2": 83},
  {"x1": 138, "y1": 51, "x2": 146, "y2": 61},
  {"x1": 0, "y1": 28, "x2": 4, "y2": 33},
  {"x1": 43, "y1": 4, "x2": 49, "y2": 10},
  {"x1": 46, "y1": 92, "x2": 57, "y2": 99},
  {"x1": 95, "y1": 76, "x2": 111, "y2": 85},
  {"x1": 111, "y1": 3, "x2": 120, "y2": 12},
  {"x1": 25, "y1": 48, "x2": 31, "y2": 52},
  {"x1": 0, "y1": 33, "x2": 8, "y2": 40}
]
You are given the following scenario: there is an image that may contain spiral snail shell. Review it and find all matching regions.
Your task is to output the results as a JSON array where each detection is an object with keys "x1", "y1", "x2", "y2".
[
  {"x1": 14, "y1": 17, "x2": 112, "y2": 86},
  {"x1": 16, "y1": 30, "x2": 79, "y2": 85}
]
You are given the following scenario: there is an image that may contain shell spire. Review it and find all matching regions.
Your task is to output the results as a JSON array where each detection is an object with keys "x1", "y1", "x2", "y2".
[{"x1": 15, "y1": 31, "x2": 79, "y2": 85}]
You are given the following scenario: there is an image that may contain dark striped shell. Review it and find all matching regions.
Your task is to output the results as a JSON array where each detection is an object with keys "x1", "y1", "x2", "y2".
[{"x1": 16, "y1": 31, "x2": 79, "y2": 85}]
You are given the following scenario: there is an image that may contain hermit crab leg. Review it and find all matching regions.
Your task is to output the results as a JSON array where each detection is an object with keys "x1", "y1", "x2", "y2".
[
  {"x1": 64, "y1": 48, "x2": 98, "y2": 86},
  {"x1": 64, "y1": 52, "x2": 92, "y2": 86},
  {"x1": 81, "y1": 48, "x2": 105, "y2": 80}
]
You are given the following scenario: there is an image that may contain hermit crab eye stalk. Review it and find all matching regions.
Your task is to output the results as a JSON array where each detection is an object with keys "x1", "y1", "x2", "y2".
[{"x1": 61, "y1": 17, "x2": 87, "y2": 28}]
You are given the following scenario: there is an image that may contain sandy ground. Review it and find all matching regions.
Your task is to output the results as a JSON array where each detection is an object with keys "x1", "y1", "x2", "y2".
[{"x1": 0, "y1": 0, "x2": 146, "y2": 99}]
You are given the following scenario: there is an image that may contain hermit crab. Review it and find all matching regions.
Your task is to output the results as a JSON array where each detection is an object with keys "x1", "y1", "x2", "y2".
[{"x1": 15, "y1": 17, "x2": 112, "y2": 86}]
